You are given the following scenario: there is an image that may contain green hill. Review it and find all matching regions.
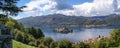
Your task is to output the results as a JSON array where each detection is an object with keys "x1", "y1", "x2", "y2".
[{"x1": 13, "y1": 40, "x2": 36, "y2": 48}]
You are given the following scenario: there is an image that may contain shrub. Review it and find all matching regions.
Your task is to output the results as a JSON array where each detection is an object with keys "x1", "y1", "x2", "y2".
[
  {"x1": 110, "y1": 29, "x2": 120, "y2": 46},
  {"x1": 58, "y1": 39, "x2": 72, "y2": 48}
]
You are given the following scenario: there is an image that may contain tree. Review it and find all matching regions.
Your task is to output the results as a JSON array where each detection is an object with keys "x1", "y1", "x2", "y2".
[
  {"x1": 39, "y1": 37, "x2": 54, "y2": 47},
  {"x1": 14, "y1": 29, "x2": 36, "y2": 44},
  {"x1": 72, "y1": 42, "x2": 90, "y2": 48},
  {"x1": 35, "y1": 28, "x2": 44, "y2": 39},
  {"x1": 110, "y1": 29, "x2": 120, "y2": 46},
  {"x1": 38, "y1": 44, "x2": 48, "y2": 48},
  {"x1": 14, "y1": 29, "x2": 24, "y2": 42},
  {"x1": 50, "y1": 42, "x2": 58, "y2": 48},
  {"x1": 5, "y1": 20, "x2": 15, "y2": 27},
  {"x1": 58, "y1": 39, "x2": 72, "y2": 48},
  {"x1": 0, "y1": 0, "x2": 25, "y2": 29},
  {"x1": 24, "y1": 34, "x2": 35, "y2": 44},
  {"x1": 94, "y1": 39, "x2": 108, "y2": 48},
  {"x1": 0, "y1": 0, "x2": 25, "y2": 16},
  {"x1": 24, "y1": 27, "x2": 44, "y2": 39}
]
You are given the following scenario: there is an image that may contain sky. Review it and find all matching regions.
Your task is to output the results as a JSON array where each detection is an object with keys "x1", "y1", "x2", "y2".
[{"x1": 13, "y1": 0, "x2": 120, "y2": 19}]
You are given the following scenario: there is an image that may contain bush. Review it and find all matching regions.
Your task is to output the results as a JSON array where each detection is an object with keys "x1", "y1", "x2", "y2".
[
  {"x1": 50, "y1": 42, "x2": 58, "y2": 48},
  {"x1": 72, "y1": 42, "x2": 90, "y2": 48},
  {"x1": 94, "y1": 39, "x2": 109, "y2": 48},
  {"x1": 58, "y1": 39, "x2": 72, "y2": 48},
  {"x1": 110, "y1": 29, "x2": 120, "y2": 46},
  {"x1": 14, "y1": 29, "x2": 35, "y2": 44},
  {"x1": 14, "y1": 29, "x2": 24, "y2": 42},
  {"x1": 24, "y1": 27, "x2": 44, "y2": 39},
  {"x1": 39, "y1": 37, "x2": 54, "y2": 47},
  {"x1": 38, "y1": 44, "x2": 48, "y2": 48}
]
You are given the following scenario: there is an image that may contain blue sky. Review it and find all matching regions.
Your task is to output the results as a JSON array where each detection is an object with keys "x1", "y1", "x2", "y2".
[
  {"x1": 13, "y1": 0, "x2": 120, "y2": 19},
  {"x1": 17, "y1": 0, "x2": 29, "y2": 7},
  {"x1": 17, "y1": 0, "x2": 93, "y2": 6}
]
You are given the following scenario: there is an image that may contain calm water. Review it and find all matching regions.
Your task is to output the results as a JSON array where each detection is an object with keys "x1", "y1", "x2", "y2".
[{"x1": 37, "y1": 26, "x2": 120, "y2": 42}]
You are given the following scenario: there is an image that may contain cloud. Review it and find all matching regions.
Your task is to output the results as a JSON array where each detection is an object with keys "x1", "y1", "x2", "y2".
[
  {"x1": 23, "y1": 0, "x2": 55, "y2": 11},
  {"x1": 22, "y1": 0, "x2": 120, "y2": 17},
  {"x1": 23, "y1": 0, "x2": 72, "y2": 11},
  {"x1": 53, "y1": 0, "x2": 73, "y2": 10},
  {"x1": 71, "y1": 0, "x2": 116, "y2": 16}
]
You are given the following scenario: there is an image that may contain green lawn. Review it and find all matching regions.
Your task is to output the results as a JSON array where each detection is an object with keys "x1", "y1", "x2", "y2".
[{"x1": 13, "y1": 40, "x2": 36, "y2": 48}]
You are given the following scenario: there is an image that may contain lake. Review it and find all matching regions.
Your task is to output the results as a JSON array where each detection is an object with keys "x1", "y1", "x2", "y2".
[{"x1": 37, "y1": 25, "x2": 120, "y2": 42}]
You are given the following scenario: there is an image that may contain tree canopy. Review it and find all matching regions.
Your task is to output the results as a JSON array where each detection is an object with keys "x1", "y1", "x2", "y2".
[{"x1": 0, "y1": 0, "x2": 25, "y2": 16}]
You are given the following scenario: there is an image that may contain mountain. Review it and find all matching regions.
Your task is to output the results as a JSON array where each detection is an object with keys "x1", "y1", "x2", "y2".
[{"x1": 18, "y1": 14, "x2": 120, "y2": 26}]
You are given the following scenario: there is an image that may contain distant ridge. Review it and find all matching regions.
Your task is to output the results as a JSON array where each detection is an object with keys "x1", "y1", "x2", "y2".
[{"x1": 18, "y1": 14, "x2": 120, "y2": 26}]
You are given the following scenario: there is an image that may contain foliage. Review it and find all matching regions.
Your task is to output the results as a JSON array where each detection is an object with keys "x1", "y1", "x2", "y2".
[
  {"x1": 14, "y1": 29, "x2": 25, "y2": 42},
  {"x1": 57, "y1": 39, "x2": 72, "y2": 48},
  {"x1": 38, "y1": 44, "x2": 48, "y2": 48},
  {"x1": 50, "y1": 42, "x2": 58, "y2": 48},
  {"x1": 110, "y1": 29, "x2": 120, "y2": 46},
  {"x1": 1, "y1": 17, "x2": 45, "y2": 47},
  {"x1": 39, "y1": 37, "x2": 54, "y2": 47},
  {"x1": 94, "y1": 39, "x2": 109, "y2": 48},
  {"x1": 14, "y1": 29, "x2": 36, "y2": 44},
  {"x1": 24, "y1": 27, "x2": 44, "y2": 39},
  {"x1": 5, "y1": 20, "x2": 15, "y2": 27},
  {"x1": 72, "y1": 42, "x2": 90, "y2": 48},
  {"x1": 0, "y1": 0, "x2": 25, "y2": 16}
]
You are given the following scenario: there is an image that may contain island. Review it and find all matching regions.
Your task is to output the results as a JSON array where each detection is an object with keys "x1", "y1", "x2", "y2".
[{"x1": 53, "y1": 27, "x2": 73, "y2": 33}]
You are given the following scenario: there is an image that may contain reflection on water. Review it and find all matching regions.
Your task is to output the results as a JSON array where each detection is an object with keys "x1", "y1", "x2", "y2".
[{"x1": 37, "y1": 26, "x2": 120, "y2": 42}]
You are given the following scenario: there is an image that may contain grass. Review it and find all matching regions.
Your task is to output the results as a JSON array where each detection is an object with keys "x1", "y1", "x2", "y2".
[{"x1": 12, "y1": 40, "x2": 36, "y2": 48}]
